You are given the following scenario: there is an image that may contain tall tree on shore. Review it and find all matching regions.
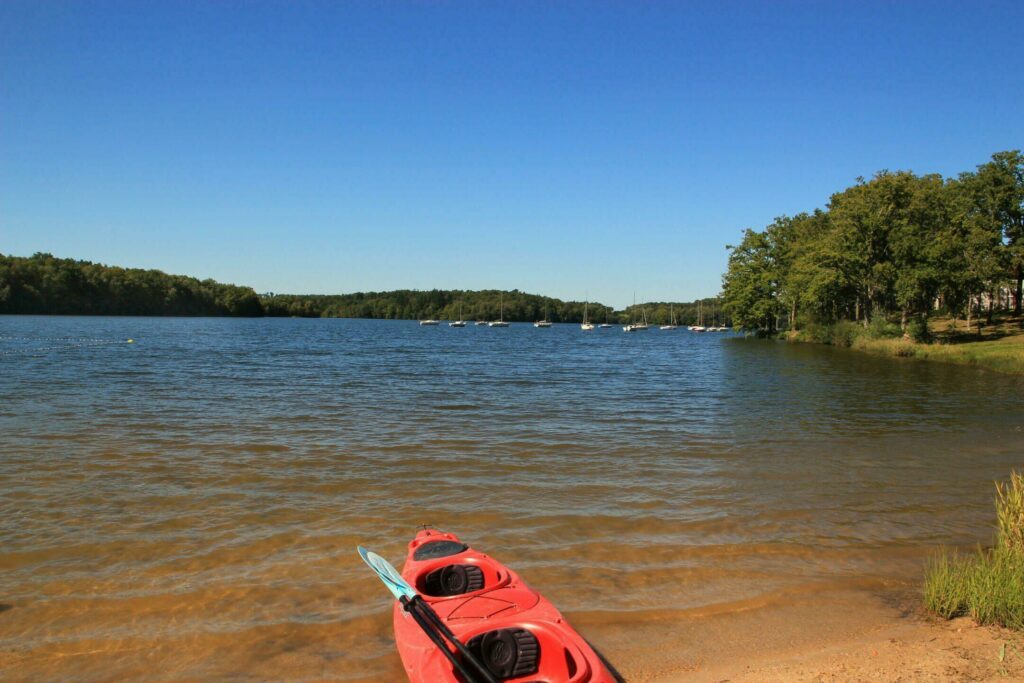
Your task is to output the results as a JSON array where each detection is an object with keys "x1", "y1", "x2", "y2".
[
  {"x1": 947, "y1": 168, "x2": 1010, "y2": 324},
  {"x1": 890, "y1": 173, "x2": 950, "y2": 329},
  {"x1": 970, "y1": 151, "x2": 1024, "y2": 314},
  {"x1": 721, "y1": 228, "x2": 783, "y2": 332},
  {"x1": 721, "y1": 150, "x2": 1022, "y2": 332}
]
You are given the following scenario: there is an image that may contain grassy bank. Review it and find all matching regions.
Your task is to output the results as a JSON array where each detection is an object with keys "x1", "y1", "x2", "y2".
[
  {"x1": 785, "y1": 314, "x2": 1024, "y2": 374},
  {"x1": 924, "y1": 470, "x2": 1024, "y2": 630}
]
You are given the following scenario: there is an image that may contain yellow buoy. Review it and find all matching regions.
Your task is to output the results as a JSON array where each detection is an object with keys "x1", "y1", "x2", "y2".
[{"x1": 127, "y1": 339, "x2": 135, "y2": 343}]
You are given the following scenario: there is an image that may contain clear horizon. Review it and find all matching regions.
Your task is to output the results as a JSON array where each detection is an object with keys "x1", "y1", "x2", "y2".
[{"x1": 2, "y1": 1, "x2": 1022, "y2": 309}]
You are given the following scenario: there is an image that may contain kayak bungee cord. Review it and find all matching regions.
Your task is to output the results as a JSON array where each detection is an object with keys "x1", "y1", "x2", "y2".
[
  {"x1": 401, "y1": 595, "x2": 499, "y2": 683},
  {"x1": 402, "y1": 593, "x2": 503, "y2": 683},
  {"x1": 357, "y1": 546, "x2": 499, "y2": 683}
]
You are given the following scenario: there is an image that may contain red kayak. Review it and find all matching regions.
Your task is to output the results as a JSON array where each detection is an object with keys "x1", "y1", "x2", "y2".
[{"x1": 392, "y1": 529, "x2": 617, "y2": 682}]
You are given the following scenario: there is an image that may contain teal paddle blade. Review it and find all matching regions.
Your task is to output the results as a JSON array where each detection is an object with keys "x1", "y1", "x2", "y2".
[{"x1": 358, "y1": 546, "x2": 417, "y2": 601}]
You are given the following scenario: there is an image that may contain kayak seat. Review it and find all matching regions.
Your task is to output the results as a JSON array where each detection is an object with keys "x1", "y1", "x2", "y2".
[
  {"x1": 466, "y1": 628, "x2": 540, "y2": 680},
  {"x1": 423, "y1": 564, "x2": 485, "y2": 597}
]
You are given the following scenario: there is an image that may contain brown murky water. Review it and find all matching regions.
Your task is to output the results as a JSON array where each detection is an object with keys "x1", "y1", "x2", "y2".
[{"x1": 2, "y1": 317, "x2": 1022, "y2": 681}]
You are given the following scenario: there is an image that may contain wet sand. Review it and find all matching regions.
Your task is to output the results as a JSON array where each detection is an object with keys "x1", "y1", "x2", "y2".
[{"x1": 7, "y1": 580, "x2": 1022, "y2": 681}]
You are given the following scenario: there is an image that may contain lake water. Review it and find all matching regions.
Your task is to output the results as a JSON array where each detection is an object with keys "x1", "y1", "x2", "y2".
[{"x1": 2, "y1": 316, "x2": 1023, "y2": 681}]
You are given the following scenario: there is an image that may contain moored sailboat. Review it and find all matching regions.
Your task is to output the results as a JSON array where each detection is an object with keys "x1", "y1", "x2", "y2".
[
  {"x1": 623, "y1": 294, "x2": 649, "y2": 332},
  {"x1": 489, "y1": 292, "x2": 509, "y2": 327},
  {"x1": 580, "y1": 300, "x2": 594, "y2": 331},
  {"x1": 660, "y1": 303, "x2": 678, "y2": 330},
  {"x1": 689, "y1": 300, "x2": 706, "y2": 332},
  {"x1": 534, "y1": 305, "x2": 552, "y2": 328},
  {"x1": 449, "y1": 302, "x2": 466, "y2": 327}
]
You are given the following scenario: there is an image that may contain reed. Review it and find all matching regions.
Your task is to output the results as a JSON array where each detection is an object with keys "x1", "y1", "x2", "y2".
[
  {"x1": 996, "y1": 470, "x2": 1024, "y2": 555},
  {"x1": 922, "y1": 550, "x2": 972, "y2": 619},
  {"x1": 924, "y1": 470, "x2": 1024, "y2": 630}
]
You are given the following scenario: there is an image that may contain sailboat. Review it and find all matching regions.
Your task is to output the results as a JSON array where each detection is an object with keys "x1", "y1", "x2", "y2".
[
  {"x1": 636, "y1": 307, "x2": 650, "y2": 330},
  {"x1": 598, "y1": 309, "x2": 613, "y2": 328},
  {"x1": 419, "y1": 318, "x2": 440, "y2": 326},
  {"x1": 581, "y1": 300, "x2": 595, "y2": 331},
  {"x1": 623, "y1": 294, "x2": 649, "y2": 332},
  {"x1": 660, "y1": 303, "x2": 678, "y2": 330},
  {"x1": 449, "y1": 302, "x2": 466, "y2": 327},
  {"x1": 534, "y1": 305, "x2": 552, "y2": 328},
  {"x1": 489, "y1": 292, "x2": 509, "y2": 327},
  {"x1": 689, "y1": 300, "x2": 706, "y2": 332},
  {"x1": 708, "y1": 309, "x2": 728, "y2": 331}
]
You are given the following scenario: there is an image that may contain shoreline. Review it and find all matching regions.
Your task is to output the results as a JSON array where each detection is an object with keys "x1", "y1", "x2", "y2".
[{"x1": 780, "y1": 316, "x2": 1024, "y2": 375}]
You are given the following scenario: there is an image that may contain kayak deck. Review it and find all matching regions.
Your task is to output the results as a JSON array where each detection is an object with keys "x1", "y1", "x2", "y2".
[{"x1": 392, "y1": 529, "x2": 616, "y2": 682}]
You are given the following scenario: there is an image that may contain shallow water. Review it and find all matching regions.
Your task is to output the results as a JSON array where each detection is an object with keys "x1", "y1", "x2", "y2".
[{"x1": 1, "y1": 316, "x2": 1022, "y2": 680}]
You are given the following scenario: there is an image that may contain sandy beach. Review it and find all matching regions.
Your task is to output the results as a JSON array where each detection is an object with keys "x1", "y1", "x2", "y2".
[{"x1": 575, "y1": 585, "x2": 1024, "y2": 682}]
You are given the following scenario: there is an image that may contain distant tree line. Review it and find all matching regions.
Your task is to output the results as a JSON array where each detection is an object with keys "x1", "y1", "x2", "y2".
[
  {"x1": 0, "y1": 252, "x2": 726, "y2": 323},
  {"x1": 264, "y1": 289, "x2": 619, "y2": 323},
  {"x1": 619, "y1": 299, "x2": 728, "y2": 326},
  {"x1": 266, "y1": 291, "x2": 730, "y2": 325},
  {"x1": 721, "y1": 150, "x2": 1024, "y2": 334},
  {"x1": 0, "y1": 253, "x2": 262, "y2": 316}
]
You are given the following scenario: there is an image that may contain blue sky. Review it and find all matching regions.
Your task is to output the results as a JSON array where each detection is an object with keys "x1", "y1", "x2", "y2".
[{"x1": 1, "y1": 1, "x2": 1021, "y2": 308}]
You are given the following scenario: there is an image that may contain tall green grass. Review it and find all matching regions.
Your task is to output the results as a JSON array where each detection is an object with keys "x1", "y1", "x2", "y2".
[
  {"x1": 924, "y1": 470, "x2": 1024, "y2": 630},
  {"x1": 997, "y1": 470, "x2": 1024, "y2": 554}
]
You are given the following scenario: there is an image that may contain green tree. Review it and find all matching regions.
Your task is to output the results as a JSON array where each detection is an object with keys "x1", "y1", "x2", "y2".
[
  {"x1": 971, "y1": 151, "x2": 1024, "y2": 315},
  {"x1": 722, "y1": 229, "x2": 782, "y2": 331}
]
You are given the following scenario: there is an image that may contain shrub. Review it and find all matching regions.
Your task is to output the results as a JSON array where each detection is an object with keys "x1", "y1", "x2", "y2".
[
  {"x1": 830, "y1": 320, "x2": 863, "y2": 347},
  {"x1": 796, "y1": 322, "x2": 828, "y2": 344},
  {"x1": 865, "y1": 314, "x2": 901, "y2": 340},
  {"x1": 906, "y1": 314, "x2": 933, "y2": 343}
]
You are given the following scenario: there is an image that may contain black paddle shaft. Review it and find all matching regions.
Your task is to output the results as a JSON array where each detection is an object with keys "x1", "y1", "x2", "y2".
[
  {"x1": 401, "y1": 595, "x2": 500, "y2": 683},
  {"x1": 400, "y1": 597, "x2": 482, "y2": 683}
]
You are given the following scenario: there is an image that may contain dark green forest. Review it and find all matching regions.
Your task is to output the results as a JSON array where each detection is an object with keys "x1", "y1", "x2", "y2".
[
  {"x1": 721, "y1": 150, "x2": 1024, "y2": 335},
  {"x1": 264, "y1": 290, "x2": 726, "y2": 325},
  {"x1": 261, "y1": 289, "x2": 616, "y2": 322},
  {"x1": 0, "y1": 252, "x2": 725, "y2": 324},
  {"x1": 0, "y1": 253, "x2": 263, "y2": 316}
]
